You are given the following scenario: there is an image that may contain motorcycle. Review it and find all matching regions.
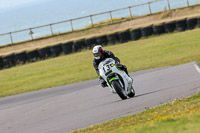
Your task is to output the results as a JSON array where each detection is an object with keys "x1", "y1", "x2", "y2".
[{"x1": 98, "y1": 58, "x2": 135, "y2": 100}]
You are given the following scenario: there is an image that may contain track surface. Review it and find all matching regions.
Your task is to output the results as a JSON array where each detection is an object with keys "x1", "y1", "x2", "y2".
[{"x1": 0, "y1": 62, "x2": 200, "y2": 133}]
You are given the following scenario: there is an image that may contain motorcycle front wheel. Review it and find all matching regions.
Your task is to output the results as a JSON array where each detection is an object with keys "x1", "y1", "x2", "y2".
[
  {"x1": 112, "y1": 80, "x2": 127, "y2": 100},
  {"x1": 128, "y1": 86, "x2": 135, "y2": 98}
]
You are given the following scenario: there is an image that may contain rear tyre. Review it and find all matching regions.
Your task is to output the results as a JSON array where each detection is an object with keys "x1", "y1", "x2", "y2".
[
  {"x1": 112, "y1": 81, "x2": 127, "y2": 100},
  {"x1": 128, "y1": 87, "x2": 135, "y2": 98}
]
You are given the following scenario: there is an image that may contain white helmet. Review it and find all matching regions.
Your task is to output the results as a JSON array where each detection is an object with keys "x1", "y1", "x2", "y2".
[{"x1": 92, "y1": 45, "x2": 104, "y2": 60}]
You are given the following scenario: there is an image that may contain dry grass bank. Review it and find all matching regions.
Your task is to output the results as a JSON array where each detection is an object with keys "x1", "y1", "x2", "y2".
[{"x1": 0, "y1": 5, "x2": 200, "y2": 56}]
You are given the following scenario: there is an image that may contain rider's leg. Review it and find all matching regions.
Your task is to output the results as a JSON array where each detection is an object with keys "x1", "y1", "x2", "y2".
[
  {"x1": 122, "y1": 65, "x2": 129, "y2": 75},
  {"x1": 116, "y1": 64, "x2": 129, "y2": 75}
]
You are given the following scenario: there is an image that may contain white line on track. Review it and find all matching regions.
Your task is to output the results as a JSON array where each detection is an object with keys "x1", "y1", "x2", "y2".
[{"x1": 194, "y1": 64, "x2": 200, "y2": 74}]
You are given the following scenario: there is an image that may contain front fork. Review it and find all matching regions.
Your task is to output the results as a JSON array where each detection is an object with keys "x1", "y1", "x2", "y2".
[
  {"x1": 109, "y1": 75, "x2": 123, "y2": 93},
  {"x1": 109, "y1": 74, "x2": 132, "y2": 94},
  {"x1": 112, "y1": 75, "x2": 126, "y2": 94},
  {"x1": 117, "y1": 75, "x2": 124, "y2": 88}
]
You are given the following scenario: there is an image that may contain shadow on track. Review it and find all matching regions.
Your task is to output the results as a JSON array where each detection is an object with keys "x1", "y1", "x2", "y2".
[{"x1": 98, "y1": 87, "x2": 172, "y2": 107}]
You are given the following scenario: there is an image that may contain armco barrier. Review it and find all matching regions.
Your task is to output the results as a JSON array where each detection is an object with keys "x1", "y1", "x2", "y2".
[
  {"x1": 107, "y1": 32, "x2": 119, "y2": 45},
  {"x1": 141, "y1": 25, "x2": 154, "y2": 37},
  {"x1": 2, "y1": 54, "x2": 16, "y2": 68},
  {"x1": 85, "y1": 37, "x2": 97, "y2": 49},
  {"x1": 38, "y1": 46, "x2": 52, "y2": 59},
  {"x1": 176, "y1": 18, "x2": 187, "y2": 31},
  {"x1": 26, "y1": 49, "x2": 40, "y2": 62},
  {"x1": 129, "y1": 28, "x2": 142, "y2": 41},
  {"x1": 50, "y1": 43, "x2": 63, "y2": 57},
  {"x1": 0, "y1": 56, "x2": 3, "y2": 69},
  {"x1": 73, "y1": 39, "x2": 86, "y2": 52},
  {"x1": 14, "y1": 52, "x2": 27, "y2": 64},
  {"x1": 153, "y1": 23, "x2": 165, "y2": 35},
  {"x1": 187, "y1": 17, "x2": 197, "y2": 30},
  {"x1": 164, "y1": 21, "x2": 176, "y2": 33},
  {"x1": 96, "y1": 35, "x2": 108, "y2": 46},
  {"x1": 62, "y1": 41, "x2": 73, "y2": 54},
  {"x1": 118, "y1": 29, "x2": 131, "y2": 43},
  {"x1": 1, "y1": 16, "x2": 200, "y2": 70}
]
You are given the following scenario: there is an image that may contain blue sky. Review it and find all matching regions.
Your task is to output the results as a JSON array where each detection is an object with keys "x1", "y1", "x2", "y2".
[
  {"x1": 0, "y1": 0, "x2": 153, "y2": 34},
  {"x1": 0, "y1": 0, "x2": 50, "y2": 11}
]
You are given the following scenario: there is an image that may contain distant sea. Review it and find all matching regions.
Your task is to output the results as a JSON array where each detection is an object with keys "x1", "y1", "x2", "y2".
[{"x1": 0, "y1": 0, "x2": 200, "y2": 45}]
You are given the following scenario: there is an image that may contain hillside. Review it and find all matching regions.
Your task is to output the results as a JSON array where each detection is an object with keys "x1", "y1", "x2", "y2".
[{"x1": 0, "y1": 4, "x2": 200, "y2": 56}]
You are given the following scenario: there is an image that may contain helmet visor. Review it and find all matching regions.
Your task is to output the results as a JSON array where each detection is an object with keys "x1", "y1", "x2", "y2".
[{"x1": 93, "y1": 52, "x2": 101, "y2": 57}]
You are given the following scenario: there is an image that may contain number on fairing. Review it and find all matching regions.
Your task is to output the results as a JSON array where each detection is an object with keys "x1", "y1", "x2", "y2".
[{"x1": 103, "y1": 65, "x2": 110, "y2": 73}]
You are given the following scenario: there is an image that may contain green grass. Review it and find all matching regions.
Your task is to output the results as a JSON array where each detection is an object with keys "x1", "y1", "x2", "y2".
[
  {"x1": 121, "y1": 113, "x2": 200, "y2": 133},
  {"x1": 1, "y1": 29, "x2": 200, "y2": 97},
  {"x1": 70, "y1": 93, "x2": 200, "y2": 133}
]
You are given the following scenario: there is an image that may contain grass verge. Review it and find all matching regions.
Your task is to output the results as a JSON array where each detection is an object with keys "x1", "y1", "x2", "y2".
[
  {"x1": 1, "y1": 29, "x2": 200, "y2": 97},
  {"x1": 70, "y1": 93, "x2": 200, "y2": 133}
]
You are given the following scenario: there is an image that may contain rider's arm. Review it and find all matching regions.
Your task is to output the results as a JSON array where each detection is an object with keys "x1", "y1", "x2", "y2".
[
  {"x1": 105, "y1": 50, "x2": 115, "y2": 58},
  {"x1": 105, "y1": 50, "x2": 120, "y2": 63},
  {"x1": 93, "y1": 59, "x2": 100, "y2": 76}
]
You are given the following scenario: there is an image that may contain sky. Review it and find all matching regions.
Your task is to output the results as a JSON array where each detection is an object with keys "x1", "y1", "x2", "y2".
[
  {"x1": 0, "y1": 0, "x2": 147, "y2": 12},
  {"x1": 0, "y1": 0, "x2": 196, "y2": 44},
  {"x1": 0, "y1": 0, "x2": 156, "y2": 34},
  {"x1": 0, "y1": 0, "x2": 50, "y2": 11}
]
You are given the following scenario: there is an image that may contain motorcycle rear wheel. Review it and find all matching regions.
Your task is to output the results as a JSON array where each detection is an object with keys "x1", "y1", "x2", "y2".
[{"x1": 112, "y1": 80, "x2": 127, "y2": 100}]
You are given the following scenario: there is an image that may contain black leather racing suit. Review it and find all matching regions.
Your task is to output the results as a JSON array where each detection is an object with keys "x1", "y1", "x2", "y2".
[{"x1": 93, "y1": 50, "x2": 128, "y2": 87}]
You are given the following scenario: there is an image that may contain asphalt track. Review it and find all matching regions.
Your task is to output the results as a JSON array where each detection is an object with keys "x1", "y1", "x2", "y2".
[{"x1": 0, "y1": 62, "x2": 200, "y2": 133}]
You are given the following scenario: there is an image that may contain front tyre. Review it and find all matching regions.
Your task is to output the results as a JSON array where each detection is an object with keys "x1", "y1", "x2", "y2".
[
  {"x1": 112, "y1": 81, "x2": 127, "y2": 100},
  {"x1": 128, "y1": 86, "x2": 135, "y2": 98}
]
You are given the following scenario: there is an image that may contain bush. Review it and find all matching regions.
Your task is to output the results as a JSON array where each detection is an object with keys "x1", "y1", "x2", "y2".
[
  {"x1": 118, "y1": 29, "x2": 131, "y2": 43},
  {"x1": 38, "y1": 46, "x2": 52, "y2": 59},
  {"x1": 2, "y1": 54, "x2": 16, "y2": 68},
  {"x1": 130, "y1": 28, "x2": 142, "y2": 41},
  {"x1": 73, "y1": 39, "x2": 86, "y2": 52},
  {"x1": 85, "y1": 37, "x2": 97, "y2": 49},
  {"x1": 141, "y1": 25, "x2": 154, "y2": 37},
  {"x1": 187, "y1": 17, "x2": 197, "y2": 30},
  {"x1": 153, "y1": 23, "x2": 166, "y2": 35},
  {"x1": 176, "y1": 18, "x2": 187, "y2": 31},
  {"x1": 50, "y1": 43, "x2": 63, "y2": 57},
  {"x1": 14, "y1": 52, "x2": 27, "y2": 64},
  {"x1": 26, "y1": 49, "x2": 40, "y2": 62},
  {"x1": 107, "y1": 32, "x2": 119, "y2": 45},
  {"x1": 164, "y1": 21, "x2": 176, "y2": 33},
  {"x1": 0, "y1": 56, "x2": 3, "y2": 69},
  {"x1": 96, "y1": 35, "x2": 108, "y2": 46},
  {"x1": 62, "y1": 41, "x2": 73, "y2": 55}
]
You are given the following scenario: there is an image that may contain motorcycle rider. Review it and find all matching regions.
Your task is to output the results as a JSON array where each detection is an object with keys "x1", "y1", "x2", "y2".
[{"x1": 93, "y1": 45, "x2": 129, "y2": 88}]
